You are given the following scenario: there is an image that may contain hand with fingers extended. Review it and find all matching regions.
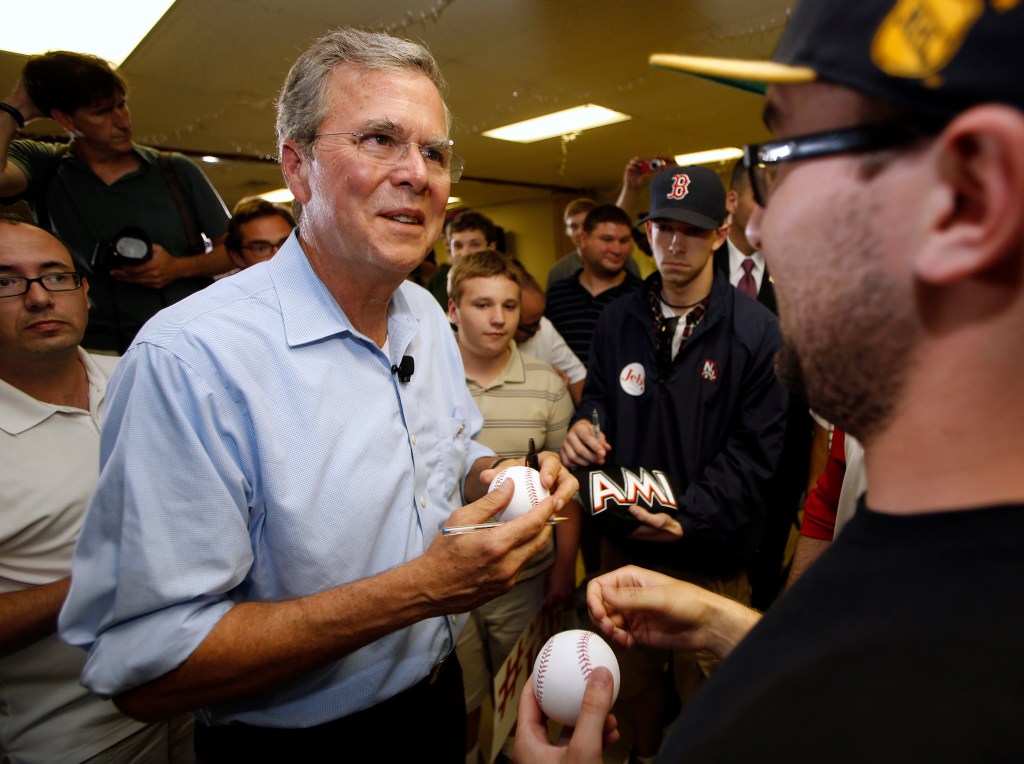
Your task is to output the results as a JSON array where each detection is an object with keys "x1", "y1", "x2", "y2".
[
  {"x1": 587, "y1": 565, "x2": 762, "y2": 658},
  {"x1": 513, "y1": 668, "x2": 619, "y2": 764}
]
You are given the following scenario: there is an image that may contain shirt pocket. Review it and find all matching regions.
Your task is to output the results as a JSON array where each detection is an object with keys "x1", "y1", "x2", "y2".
[{"x1": 432, "y1": 405, "x2": 471, "y2": 506}]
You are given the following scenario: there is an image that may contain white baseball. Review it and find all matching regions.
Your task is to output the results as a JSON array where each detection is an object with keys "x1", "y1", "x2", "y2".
[
  {"x1": 488, "y1": 465, "x2": 549, "y2": 521},
  {"x1": 532, "y1": 629, "x2": 620, "y2": 727}
]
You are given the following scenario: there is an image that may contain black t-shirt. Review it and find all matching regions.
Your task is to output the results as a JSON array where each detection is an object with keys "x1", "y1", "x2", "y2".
[{"x1": 658, "y1": 502, "x2": 1024, "y2": 763}]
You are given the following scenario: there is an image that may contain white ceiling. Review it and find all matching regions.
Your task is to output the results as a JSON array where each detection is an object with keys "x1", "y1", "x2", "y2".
[{"x1": 0, "y1": 0, "x2": 794, "y2": 210}]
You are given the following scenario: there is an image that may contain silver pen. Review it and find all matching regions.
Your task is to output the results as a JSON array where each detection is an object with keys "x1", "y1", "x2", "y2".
[
  {"x1": 590, "y1": 408, "x2": 601, "y2": 439},
  {"x1": 442, "y1": 516, "x2": 569, "y2": 536}
]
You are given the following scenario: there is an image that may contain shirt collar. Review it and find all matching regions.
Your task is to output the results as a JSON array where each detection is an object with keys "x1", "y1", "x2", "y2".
[
  {"x1": 727, "y1": 238, "x2": 764, "y2": 276},
  {"x1": 269, "y1": 231, "x2": 421, "y2": 357},
  {"x1": 467, "y1": 343, "x2": 525, "y2": 391},
  {"x1": 499, "y1": 342, "x2": 526, "y2": 385},
  {"x1": 64, "y1": 142, "x2": 153, "y2": 169},
  {"x1": 0, "y1": 348, "x2": 108, "y2": 435}
]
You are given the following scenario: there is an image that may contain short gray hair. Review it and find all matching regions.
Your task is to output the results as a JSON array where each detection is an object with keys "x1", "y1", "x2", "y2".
[{"x1": 276, "y1": 27, "x2": 450, "y2": 159}]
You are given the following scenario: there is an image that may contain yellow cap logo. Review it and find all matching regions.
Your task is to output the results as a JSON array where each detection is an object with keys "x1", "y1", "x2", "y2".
[{"x1": 871, "y1": 0, "x2": 994, "y2": 86}]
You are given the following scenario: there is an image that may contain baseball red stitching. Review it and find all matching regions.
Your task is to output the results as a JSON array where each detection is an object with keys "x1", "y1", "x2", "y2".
[
  {"x1": 525, "y1": 469, "x2": 540, "y2": 506},
  {"x1": 535, "y1": 639, "x2": 553, "y2": 707},
  {"x1": 578, "y1": 632, "x2": 594, "y2": 681}
]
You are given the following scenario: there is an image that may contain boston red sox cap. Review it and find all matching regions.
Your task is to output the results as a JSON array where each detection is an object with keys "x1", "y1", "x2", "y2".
[
  {"x1": 648, "y1": 0, "x2": 1024, "y2": 122},
  {"x1": 639, "y1": 165, "x2": 727, "y2": 230}
]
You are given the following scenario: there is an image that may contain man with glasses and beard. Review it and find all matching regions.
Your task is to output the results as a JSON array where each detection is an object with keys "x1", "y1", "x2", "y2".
[{"x1": 517, "y1": 1, "x2": 1024, "y2": 761}]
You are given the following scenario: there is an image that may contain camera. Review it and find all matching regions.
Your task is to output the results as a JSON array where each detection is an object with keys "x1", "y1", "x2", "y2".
[
  {"x1": 640, "y1": 158, "x2": 666, "y2": 174},
  {"x1": 92, "y1": 226, "x2": 153, "y2": 270}
]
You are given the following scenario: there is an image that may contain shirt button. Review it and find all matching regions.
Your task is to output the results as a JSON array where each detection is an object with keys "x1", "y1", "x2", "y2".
[
  {"x1": 412, "y1": 434, "x2": 417, "y2": 445},
  {"x1": 421, "y1": 496, "x2": 427, "y2": 508}
]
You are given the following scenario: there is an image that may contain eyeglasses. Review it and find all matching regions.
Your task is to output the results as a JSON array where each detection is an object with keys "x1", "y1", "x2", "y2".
[
  {"x1": 0, "y1": 271, "x2": 83, "y2": 298},
  {"x1": 316, "y1": 131, "x2": 465, "y2": 183},
  {"x1": 241, "y1": 236, "x2": 290, "y2": 259},
  {"x1": 743, "y1": 121, "x2": 939, "y2": 207}
]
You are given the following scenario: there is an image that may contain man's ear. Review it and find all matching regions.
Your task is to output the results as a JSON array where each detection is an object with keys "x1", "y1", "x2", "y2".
[
  {"x1": 916, "y1": 105, "x2": 1024, "y2": 285},
  {"x1": 227, "y1": 249, "x2": 246, "y2": 271},
  {"x1": 447, "y1": 296, "x2": 459, "y2": 324},
  {"x1": 711, "y1": 223, "x2": 729, "y2": 252},
  {"x1": 51, "y1": 109, "x2": 77, "y2": 136},
  {"x1": 280, "y1": 140, "x2": 313, "y2": 205},
  {"x1": 725, "y1": 188, "x2": 739, "y2": 217},
  {"x1": 644, "y1": 220, "x2": 655, "y2": 250}
]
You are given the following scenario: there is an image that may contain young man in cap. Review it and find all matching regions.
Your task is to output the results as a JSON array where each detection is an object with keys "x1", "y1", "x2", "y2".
[
  {"x1": 559, "y1": 165, "x2": 787, "y2": 761},
  {"x1": 517, "y1": 1, "x2": 1024, "y2": 761}
]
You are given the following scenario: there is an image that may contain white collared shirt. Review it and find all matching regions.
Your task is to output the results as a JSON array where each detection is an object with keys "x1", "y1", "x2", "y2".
[{"x1": 727, "y1": 238, "x2": 766, "y2": 294}]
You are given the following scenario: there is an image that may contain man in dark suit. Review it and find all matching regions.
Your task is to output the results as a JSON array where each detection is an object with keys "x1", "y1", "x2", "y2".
[{"x1": 715, "y1": 160, "x2": 777, "y2": 314}]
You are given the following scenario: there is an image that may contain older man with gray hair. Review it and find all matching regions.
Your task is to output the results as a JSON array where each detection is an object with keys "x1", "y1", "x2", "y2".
[{"x1": 60, "y1": 27, "x2": 575, "y2": 762}]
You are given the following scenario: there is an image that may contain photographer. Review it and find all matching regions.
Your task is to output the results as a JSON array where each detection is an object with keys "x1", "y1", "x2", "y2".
[{"x1": 0, "y1": 51, "x2": 230, "y2": 352}]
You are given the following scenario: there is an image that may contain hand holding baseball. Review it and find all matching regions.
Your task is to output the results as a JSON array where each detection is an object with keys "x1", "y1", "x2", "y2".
[
  {"x1": 514, "y1": 666, "x2": 619, "y2": 764},
  {"x1": 418, "y1": 480, "x2": 557, "y2": 613},
  {"x1": 488, "y1": 465, "x2": 550, "y2": 520},
  {"x1": 479, "y1": 449, "x2": 578, "y2": 510}
]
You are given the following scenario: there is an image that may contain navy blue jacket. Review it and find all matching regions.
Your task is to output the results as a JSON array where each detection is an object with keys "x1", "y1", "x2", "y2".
[{"x1": 580, "y1": 272, "x2": 787, "y2": 573}]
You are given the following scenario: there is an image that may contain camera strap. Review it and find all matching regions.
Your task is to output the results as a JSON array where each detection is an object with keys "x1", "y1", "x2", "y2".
[{"x1": 157, "y1": 151, "x2": 206, "y2": 256}]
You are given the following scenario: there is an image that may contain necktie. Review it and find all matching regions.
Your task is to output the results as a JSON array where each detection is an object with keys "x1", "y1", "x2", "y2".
[{"x1": 738, "y1": 258, "x2": 757, "y2": 298}]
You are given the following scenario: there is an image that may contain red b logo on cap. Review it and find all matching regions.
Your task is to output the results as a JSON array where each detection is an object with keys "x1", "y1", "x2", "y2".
[{"x1": 667, "y1": 174, "x2": 690, "y2": 200}]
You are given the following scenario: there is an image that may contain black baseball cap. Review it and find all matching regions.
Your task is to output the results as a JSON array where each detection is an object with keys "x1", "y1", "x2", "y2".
[
  {"x1": 649, "y1": 0, "x2": 1024, "y2": 122},
  {"x1": 639, "y1": 165, "x2": 727, "y2": 230}
]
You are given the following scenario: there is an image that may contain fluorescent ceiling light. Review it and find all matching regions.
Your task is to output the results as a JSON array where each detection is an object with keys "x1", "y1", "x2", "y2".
[
  {"x1": 483, "y1": 105, "x2": 631, "y2": 144},
  {"x1": 258, "y1": 188, "x2": 295, "y2": 204},
  {"x1": 201, "y1": 156, "x2": 221, "y2": 164},
  {"x1": 1, "y1": 0, "x2": 176, "y2": 65},
  {"x1": 673, "y1": 147, "x2": 744, "y2": 166},
  {"x1": 447, "y1": 197, "x2": 462, "y2": 206}
]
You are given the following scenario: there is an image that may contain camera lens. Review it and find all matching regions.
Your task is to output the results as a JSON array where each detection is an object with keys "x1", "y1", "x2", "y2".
[{"x1": 114, "y1": 237, "x2": 150, "y2": 261}]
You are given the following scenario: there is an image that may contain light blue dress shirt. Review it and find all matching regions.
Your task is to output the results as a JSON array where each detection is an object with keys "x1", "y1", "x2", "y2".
[{"x1": 59, "y1": 234, "x2": 492, "y2": 727}]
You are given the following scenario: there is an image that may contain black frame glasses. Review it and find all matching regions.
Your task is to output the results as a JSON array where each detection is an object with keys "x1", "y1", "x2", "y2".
[
  {"x1": 743, "y1": 121, "x2": 940, "y2": 207},
  {"x1": 315, "y1": 130, "x2": 465, "y2": 183},
  {"x1": 240, "y1": 236, "x2": 290, "y2": 258},
  {"x1": 0, "y1": 271, "x2": 83, "y2": 298}
]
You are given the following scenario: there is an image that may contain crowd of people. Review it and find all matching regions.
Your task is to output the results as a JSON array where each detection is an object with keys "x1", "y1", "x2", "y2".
[{"x1": 2, "y1": 1, "x2": 1023, "y2": 762}]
